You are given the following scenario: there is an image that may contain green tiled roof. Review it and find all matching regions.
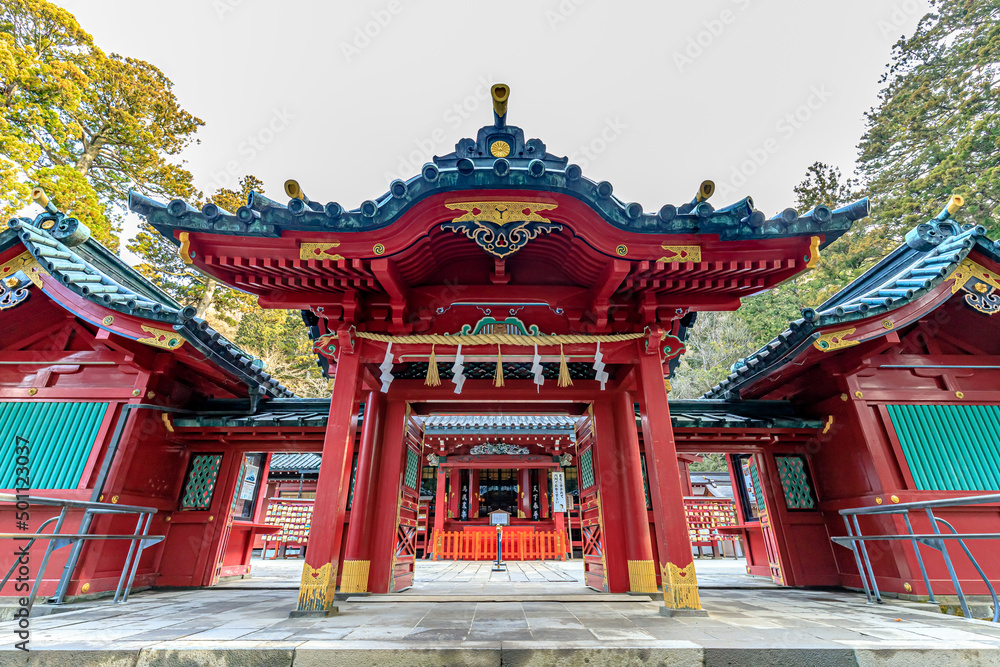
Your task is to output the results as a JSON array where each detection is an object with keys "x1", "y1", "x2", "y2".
[{"x1": 705, "y1": 220, "x2": 1000, "y2": 401}]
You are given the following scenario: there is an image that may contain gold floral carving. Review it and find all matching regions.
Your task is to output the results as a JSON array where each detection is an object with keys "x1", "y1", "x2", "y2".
[
  {"x1": 813, "y1": 327, "x2": 858, "y2": 352},
  {"x1": 297, "y1": 561, "x2": 338, "y2": 612},
  {"x1": 0, "y1": 251, "x2": 45, "y2": 288},
  {"x1": 658, "y1": 245, "x2": 701, "y2": 263},
  {"x1": 442, "y1": 201, "x2": 561, "y2": 259},
  {"x1": 490, "y1": 140, "x2": 511, "y2": 158},
  {"x1": 948, "y1": 258, "x2": 1000, "y2": 294},
  {"x1": 137, "y1": 325, "x2": 185, "y2": 350},
  {"x1": 445, "y1": 201, "x2": 557, "y2": 225},
  {"x1": 661, "y1": 561, "x2": 702, "y2": 610},
  {"x1": 300, "y1": 242, "x2": 344, "y2": 261}
]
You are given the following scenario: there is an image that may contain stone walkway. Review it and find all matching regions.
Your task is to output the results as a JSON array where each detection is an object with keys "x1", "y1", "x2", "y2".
[{"x1": 4, "y1": 558, "x2": 1000, "y2": 664}]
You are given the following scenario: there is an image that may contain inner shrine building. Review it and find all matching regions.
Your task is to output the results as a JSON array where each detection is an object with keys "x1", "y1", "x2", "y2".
[{"x1": 2, "y1": 83, "x2": 997, "y2": 618}]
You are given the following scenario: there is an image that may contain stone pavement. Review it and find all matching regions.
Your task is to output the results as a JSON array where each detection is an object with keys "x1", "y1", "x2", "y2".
[{"x1": 3, "y1": 558, "x2": 1000, "y2": 665}]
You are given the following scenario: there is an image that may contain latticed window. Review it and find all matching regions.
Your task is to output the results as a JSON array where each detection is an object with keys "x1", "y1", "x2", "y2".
[
  {"x1": 403, "y1": 448, "x2": 421, "y2": 489},
  {"x1": 775, "y1": 455, "x2": 816, "y2": 510},
  {"x1": 180, "y1": 454, "x2": 223, "y2": 510},
  {"x1": 640, "y1": 452, "x2": 652, "y2": 509},
  {"x1": 579, "y1": 448, "x2": 595, "y2": 490}
]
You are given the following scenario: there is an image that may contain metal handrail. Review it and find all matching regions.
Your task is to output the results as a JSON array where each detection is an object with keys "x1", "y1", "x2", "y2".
[
  {"x1": 835, "y1": 493, "x2": 1000, "y2": 622},
  {"x1": 0, "y1": 493, "x2": 163, "y2": 611}
]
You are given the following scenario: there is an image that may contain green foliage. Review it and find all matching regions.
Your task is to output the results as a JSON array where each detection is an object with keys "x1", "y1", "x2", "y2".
[
  {"x1": 689, "y1": 453, "x2": 728, "y2": 473},
  {"x1": 0, "y1": 0, "x2": 202, "y2": 250},
  {"x1": 681, "y1": 0, "x2": 999, "y2": 396},
  {"x1": 234, "y1": 309, "x2": 327, "y2": 398},
  {"x1": 127, "y1": 175, "x2": 261, "y2": 323},
  {"x1": 858, "y1": 0, "x2": 1000, "y2": 249},
  {"x1": 671, "y1": 311, "x2": 756, "y2": 399}
]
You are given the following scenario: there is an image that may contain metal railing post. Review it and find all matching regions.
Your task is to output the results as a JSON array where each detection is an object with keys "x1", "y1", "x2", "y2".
[
  {"x1": 52, "y1": 509, "x2": 94, "y2": 605},
  {"x1": 833, "y1": 493, "x2": 1000, "y2": 623},
  {"x1": 852, "y1": 515, "x2": 882, "y2": 603},
  {"x1": 27, "y1": 505, "x2": 68, "y2": 612},
  {"x1": 927, "y1": 508, "x2": 970, "y2": 619},
  {"x1": 843, "y1": 515, "x2": 873, "y2": 603},
  {"x1": 901, "y1": 511, "x2": 935, "y2": 603},
  {"x1": 113, "y1": 513, "x2": 146, "y2": 603},
  {"x1": 120, "y1": 512, "x2": 153, "y2": 603}
]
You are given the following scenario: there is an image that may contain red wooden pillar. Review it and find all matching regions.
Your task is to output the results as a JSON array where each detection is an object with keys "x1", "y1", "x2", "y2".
[
  {"x1": 432, "y1": 464, "x2": 447, "y2": 559},
  {"x1": 613, "y1": 390, "x2": 657, "y2": 593},
  {"x1": 448, "y1": 469, "x2": 460, "y2": 520},
  {"x1": 340, "y1": 390, "x2": 385, "y2": 593},
  {"x1": 540, "y1": 469, "x2": 549, "y2": 519},
  {"x1": 592, "y1": 399, "x2": 629, "y2": 591},
  {"x1": 470, "y1": 469, "x2": 480, "y2": 519},
  {"x1": 367, "y1": 400, "x2": 409, "y2": 593},
  {"x1": 519, "y1": 468, "x2": 532, "y2": 518},
  {"x1": 293, "y1": 345, "x2": 362, "y2": 616},
  {"x1": 636, "y1": 339, "x2": 705, "y2": 615}
]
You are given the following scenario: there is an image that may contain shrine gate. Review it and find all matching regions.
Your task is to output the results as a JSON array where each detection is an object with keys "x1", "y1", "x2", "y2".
[{"x1": 129, "y1": 84, "x2": 870, "y2": 615}]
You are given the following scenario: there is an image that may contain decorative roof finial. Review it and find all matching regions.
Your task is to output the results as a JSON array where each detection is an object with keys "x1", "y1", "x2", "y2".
[{"x1": 492, "y1": 83, "x2": 509, "y2": 129}]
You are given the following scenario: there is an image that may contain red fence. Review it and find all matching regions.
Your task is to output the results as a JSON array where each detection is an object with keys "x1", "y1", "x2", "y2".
[{"x1": 432, "y1": 529, "x2": 567, "y2": 561}]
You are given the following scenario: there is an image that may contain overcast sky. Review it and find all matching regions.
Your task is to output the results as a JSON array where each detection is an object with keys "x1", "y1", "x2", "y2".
[{"x1": 57, "y1": 0, "x2": 930, "y2": 261}]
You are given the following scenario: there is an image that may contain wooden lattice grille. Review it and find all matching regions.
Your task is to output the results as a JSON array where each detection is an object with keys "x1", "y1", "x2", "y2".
[
  {"x1": 403, "y1": 448, "x2": 420, "y2": 489},
  {"x1": 579, "y1": 449, "x2": 594, "y2": 490},
  {"x1": 180, "y1": 454, "x2": 222, "y2": 510},
  {"x1": 775, "y1": 455, "x2": 816, "y2": 509}
]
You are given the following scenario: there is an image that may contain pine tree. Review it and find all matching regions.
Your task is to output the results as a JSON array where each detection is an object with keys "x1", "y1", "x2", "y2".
[
  {"x1": 0, "y1": 0, "x2": 202, "y2": 250},
  {"x1": 858, "y1": 0, "x2": 1000, "y2": 252},
  {"x1": 128, "y1": 175, "x2": 261, "y2": 322}
]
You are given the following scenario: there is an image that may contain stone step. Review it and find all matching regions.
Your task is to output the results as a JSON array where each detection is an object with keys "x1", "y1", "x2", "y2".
[{"x1": 345, "y1": 594, "x2": 653, "y2": 603}]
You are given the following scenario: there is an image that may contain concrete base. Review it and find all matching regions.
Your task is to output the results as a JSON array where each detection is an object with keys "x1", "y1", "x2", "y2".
[
  {"x1": 335, "y1": 591, "x2": 368, "y2": 601},
  {"x1": 289, "y1": 607, "x2": 339, "y2": 618},
  {"x1": 659, "y1": 606, "x2": 710, "y2": 617}
]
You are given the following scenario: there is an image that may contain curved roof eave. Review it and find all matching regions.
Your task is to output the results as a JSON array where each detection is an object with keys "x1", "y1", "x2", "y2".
[
  {"x1": 128, "y1": 120, "x2": 869, "y2": 247},
  {"x1": 6, "y1": 216, "x2": 294, "y2": 399},
  {"x1": 704, "y1": 221, "x2": 996, "y2": 401}
]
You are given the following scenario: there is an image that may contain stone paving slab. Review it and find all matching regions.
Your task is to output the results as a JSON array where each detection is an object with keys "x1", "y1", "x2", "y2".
[
  {"x1": 349, "y1": 594, "x2": 651, "y2": 603},
  {"x1": 4, "y1": 558, "x2": 1000, "y2": 664}
]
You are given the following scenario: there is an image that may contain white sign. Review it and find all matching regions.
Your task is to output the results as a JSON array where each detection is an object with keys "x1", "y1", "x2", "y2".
[
  {"x1": 489, "y1": 510, "x2": 510, "y2": 526},
  {"x1": 552, "y1": 472, "x2": 566, "y2": 513},
  {"x1": 239, "y1": 464, "x2": 259, "y2": 501}
]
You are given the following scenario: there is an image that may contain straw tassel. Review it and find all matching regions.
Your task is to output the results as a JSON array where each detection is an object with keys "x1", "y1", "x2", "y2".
[
  {"x1": 558, "y1": 344, "x2": 573, "y2": 387},
  {"x1": 494, "y1": 344, "x2": 505, "y2": 387},
  {"x1": 425, "y1": 344, "x2": 441, "y2": 387}
]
